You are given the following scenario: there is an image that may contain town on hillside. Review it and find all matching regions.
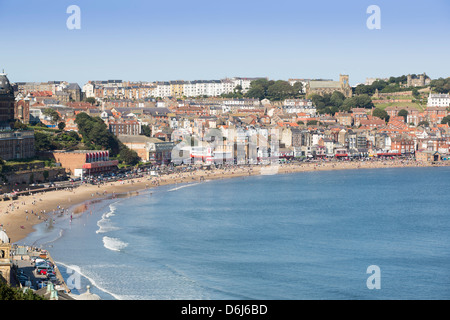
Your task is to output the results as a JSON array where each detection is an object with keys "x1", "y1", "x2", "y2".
[
  {"x1": 1, "y1": 72, "x2": 450, "y2": 192},
  {"x1": 1, "y1": 71, "x2": 450, "y2": 300}
]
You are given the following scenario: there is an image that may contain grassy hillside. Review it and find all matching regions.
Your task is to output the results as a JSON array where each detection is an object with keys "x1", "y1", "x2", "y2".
[{"x1": 373, "y1": 101, "x2": 425, "y2": 111}]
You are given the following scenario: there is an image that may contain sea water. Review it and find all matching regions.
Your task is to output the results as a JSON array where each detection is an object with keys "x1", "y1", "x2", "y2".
[{"x1": 18, "y1": 167, "x2": 450, "y2": 300}]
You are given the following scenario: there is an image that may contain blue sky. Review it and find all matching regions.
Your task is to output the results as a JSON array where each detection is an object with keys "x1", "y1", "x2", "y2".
[{"x1": 0, "y1": 0, "x2": 449, "y2": 86}]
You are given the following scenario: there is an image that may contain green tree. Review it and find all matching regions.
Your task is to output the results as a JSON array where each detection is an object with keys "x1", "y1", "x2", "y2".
[
  {"x1": 245, "y1": 79, "x2": 273, "y2": 100},
  {"x1": 0, "y1": 281, "x2": 46, "y2": 300},
  {"x1": 140, "y1": 125, "x2": 152, "y2": 137},
  {"x1": 341, "y1": 94, "x2": 374, "y2": 111},
  {"x1": 418, "y1": 121, "x2": 429, "y2": 127},
  {"x1": 372, "y1": 108, "x2": 389, "y2": 122},
  {"x1": 330, "y1": 91, "x2": 345, "y2": 108},
  {"x1": 307, "y1": 120, "x2": 322, "y2": 126},
  {"x1": 371, "y1": 80, "x2": 389, "y2": 92},
  {"x1": 74, "y1": 112, "x2": 139, "y2": 165},
  {"x1": 388, "y1": 75, "x2": 407, "y2": 84},
  {"x1": 85, "y1": 97, "x2": 97, "y2": 105},
  {"x1": 232, "y1": 85, "x2": 243, "y2": 98},
  {"x1": 245, "y1": 79, "x2": 302, "y2": 101},
  {"x1": 75, "y1": 113, "x2": 120, "y2": 155},
  {"x1": 42, "y1": 108, "x2": 60, "y2": 125},
  {"x1": 10, "y1": 120, "x2": 28, "y2": 130},
  {"x1": 398, "y1": 109, "x2": 409, "y2": 122},
  {"x1": 34, "y1": 132, "x2": 55, "y2": 151},
  {"x1": 309, "y1": 93, "x2": 330, "y2": 110},
  {"x1": 266, "y1": 80, "x2": 300, "y2": 101},
  {"x1": 118, "y1": 145, "x2": 139, "y2": 166},
  {"x1": 57, "y1": 122, "x2": 66, "y2": 131},
  {"x1": 245, "y1": 85, "x2": 266, "y2": 100},
  {"x1": 292, "y1": 82, "x2": 303, "y2": 97},
  {"x1": 354, "y1": 84, "x2": 373, "y2": 95},
  {"x1": 430, "y1": 77, "x2": 450, "y2": 94},
  {"x1": 441, "y1": 116, "x2": 450, "y2": 125}
]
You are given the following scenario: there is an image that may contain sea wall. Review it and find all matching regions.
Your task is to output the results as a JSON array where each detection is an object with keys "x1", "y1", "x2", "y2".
[{"x1": 1, "y1": 168, "x2": 67, "y2": 190}]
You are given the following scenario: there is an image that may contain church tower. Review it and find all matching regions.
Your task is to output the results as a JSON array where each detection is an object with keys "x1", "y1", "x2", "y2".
[{"x1": 339, "y1": 74, "x2": 352, "y2": 98}]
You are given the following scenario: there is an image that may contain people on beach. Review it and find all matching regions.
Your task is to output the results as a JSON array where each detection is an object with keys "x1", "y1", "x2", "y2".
[{"x1": 2, "y1": 157, "x2": 447, "y2": 243}]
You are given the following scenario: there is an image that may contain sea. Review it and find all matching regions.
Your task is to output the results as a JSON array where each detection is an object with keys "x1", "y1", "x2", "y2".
[{"x1": 17, "y1": 166, "x2": 450, "y2": 300}]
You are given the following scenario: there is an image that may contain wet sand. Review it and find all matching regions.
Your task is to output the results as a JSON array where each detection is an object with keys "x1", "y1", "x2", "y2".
[{"x1": 0, "y1": 159, "x2": 446, "y2": 243}]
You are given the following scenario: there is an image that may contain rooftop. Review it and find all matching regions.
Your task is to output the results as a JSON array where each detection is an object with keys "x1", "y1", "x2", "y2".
[{"x1": 118, "y1": 135, "x2": 165, "y2": 144}]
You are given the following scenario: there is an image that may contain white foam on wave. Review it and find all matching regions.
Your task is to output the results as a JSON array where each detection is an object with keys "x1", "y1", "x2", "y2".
[
  {"x1": 96, "y1": 203, "x2": 119, "y2": 234},
  {"x1": 36, "y1": 228, "x2": 65, "y2": 247},
  {"x1": 168, "y1": 182, "x2": 200, "y2": 192},
  {"x1": 55, "y1": 260, "x2": 124, "y2": 300},
  {"x1": 102, "y1": 236, "x2": 128, "y2": 252}
]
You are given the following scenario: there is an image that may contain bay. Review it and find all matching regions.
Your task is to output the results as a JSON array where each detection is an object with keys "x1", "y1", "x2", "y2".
[{"x1": 19, "y1": 166, "x2": 450, "y2": 300}]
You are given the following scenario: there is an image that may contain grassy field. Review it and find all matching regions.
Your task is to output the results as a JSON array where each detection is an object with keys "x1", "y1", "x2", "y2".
[
  {"x1": 373, "y1": 95, "x2": 416, "y2": 100},
  {"x1": 373, "y1": 101, "x2": 425, "y2": 111}
]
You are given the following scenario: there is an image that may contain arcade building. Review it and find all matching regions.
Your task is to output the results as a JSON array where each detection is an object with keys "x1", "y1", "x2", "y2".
[{"x1": 51, "y1": 150, "x2": 119, "y2": 177}]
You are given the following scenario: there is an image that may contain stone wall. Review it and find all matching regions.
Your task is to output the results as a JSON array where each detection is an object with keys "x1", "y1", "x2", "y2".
[{"x1": 1, "y1": 168, "x2": 67, "y2": 189}]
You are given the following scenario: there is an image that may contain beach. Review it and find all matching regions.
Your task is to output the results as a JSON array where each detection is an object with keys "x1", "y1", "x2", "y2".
[{"x1": 0, "y1": 159, "x2": 447, "y2": 244}]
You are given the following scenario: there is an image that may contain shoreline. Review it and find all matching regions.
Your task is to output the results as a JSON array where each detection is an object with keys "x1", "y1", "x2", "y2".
[{"x1": 1, "y1": 159, "x2": 448, "y2": 244}]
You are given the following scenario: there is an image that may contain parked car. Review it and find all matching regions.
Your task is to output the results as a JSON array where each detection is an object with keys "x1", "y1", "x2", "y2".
[
  {"x1": 47, "y1": 274, "x2": 58, "y2": 283},
  {"x1": 36, "y1": 265, "x2": 54, "y2": 276},
  {"x1": 35, "y1": 262, "x2": 53, "y2": 270}
]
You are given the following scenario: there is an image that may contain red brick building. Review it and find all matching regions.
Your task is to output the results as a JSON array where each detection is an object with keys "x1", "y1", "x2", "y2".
[
  {"x1": 391, "y1": 136, "x2": 415, "y2": 154},
  {"x1": 108, "y1": 119, "x2": 141, "y2": 136},
  {"x1": 14, "y1": 99, "x2": 30, "y2": 124},
  {"x1": 51, "y1": 150, "x2": 118, "y2": 176}
]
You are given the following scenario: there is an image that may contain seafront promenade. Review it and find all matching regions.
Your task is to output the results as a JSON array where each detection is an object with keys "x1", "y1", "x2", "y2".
[
  {"x1": 0, "y1": 159, "x2": 448, "y2": 244},
  {"x1": 10, "y1": 245, "x2": 70, "y2": 294}
]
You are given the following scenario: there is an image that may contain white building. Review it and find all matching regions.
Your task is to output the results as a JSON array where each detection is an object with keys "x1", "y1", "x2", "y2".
[
  {"x1": 82, "y1": 82, "x2": 95, "y2": 98},
  {"x1": 283, "y1": 99, "x2": 313, "y2": 107},
  {"x1": 427, "y1": 93, "x2": 450, "y2": 107},
  {"x1": 288, "y1": 79, "x2": 308, "y2": 93},
  {"x1": 231, "y1": 77, "x2": 265, "y2": 93},
  {"x1": 155, "y1": 82, "x2": 171, "y2": 98}
]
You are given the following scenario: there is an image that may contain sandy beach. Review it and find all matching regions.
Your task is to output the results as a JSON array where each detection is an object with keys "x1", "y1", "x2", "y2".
[{"x1": 0, "y1": 159, "x2": 447, "y2": 244}]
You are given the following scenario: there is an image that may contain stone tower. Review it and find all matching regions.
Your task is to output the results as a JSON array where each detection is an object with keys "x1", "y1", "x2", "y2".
[{"x1": 339, "y1": 74, "x2": 352, "y2": 98}]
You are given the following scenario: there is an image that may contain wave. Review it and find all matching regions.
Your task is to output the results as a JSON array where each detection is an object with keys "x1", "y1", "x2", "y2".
[
  {"x1": 55, "y1": 260, "x2": 123, "y2": 300},
  {"x1": 168, "y1": 182, "x2": 200, "y2": 192},
  {"x1": 96, "y1": 203, "x2": 119, "y2": 234},
  {"x1": 102, "y1": 236, "x2": 128, "y2": 252},
  {"x1": 31, "y1": 227, "x2": 64, "y2": 247}
]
